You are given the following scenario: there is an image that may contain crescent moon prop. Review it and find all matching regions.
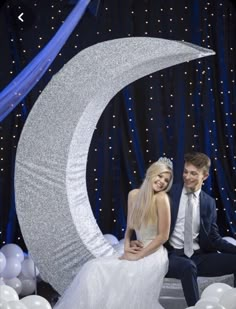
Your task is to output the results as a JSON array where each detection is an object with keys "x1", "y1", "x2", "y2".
[{"x1": 15, "y1": 37, "x2": 215, "y2": 293}]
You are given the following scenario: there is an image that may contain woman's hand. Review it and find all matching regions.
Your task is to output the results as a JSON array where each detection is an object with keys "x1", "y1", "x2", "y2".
[
  {"x1": 124, "y1": 240, "x2": 144, "y2": 254},
  {"x1": 130, "y1": 240, "x2": 143, "y2": 249},
  {"x1": 119, "y1": 251, "x2": 143, "y2": 261},
  {"x1": 124, "y1": 247, "x2": 142, "y2": 254}
]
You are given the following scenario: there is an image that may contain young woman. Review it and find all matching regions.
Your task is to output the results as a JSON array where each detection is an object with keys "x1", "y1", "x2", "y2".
[{"x1": 54, "y1": 157, "x2": 173, "y2": 309}]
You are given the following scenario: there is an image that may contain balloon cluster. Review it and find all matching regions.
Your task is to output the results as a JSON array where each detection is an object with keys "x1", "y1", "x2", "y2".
[
  {"x1": 186, "y1": 283, "x2": 236, "y2": 309},
  {"x1": 0, "y1": 243, "x2": 52, "y2": 309}
]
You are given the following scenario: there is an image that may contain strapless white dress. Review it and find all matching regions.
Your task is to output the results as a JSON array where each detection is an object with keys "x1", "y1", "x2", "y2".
[{"x1": 54, "y1": 224, "x2": 168, "y2": 309}]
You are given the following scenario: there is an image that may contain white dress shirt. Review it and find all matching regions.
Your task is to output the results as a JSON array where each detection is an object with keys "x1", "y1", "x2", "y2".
[{"x1": 169, "y1": 187, "x2": 201, "y2": 251}]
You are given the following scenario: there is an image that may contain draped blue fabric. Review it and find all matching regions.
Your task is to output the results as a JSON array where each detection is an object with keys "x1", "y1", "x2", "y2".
[{"x1": 0, "y1": 0, "x2": 90, "y2": 121}]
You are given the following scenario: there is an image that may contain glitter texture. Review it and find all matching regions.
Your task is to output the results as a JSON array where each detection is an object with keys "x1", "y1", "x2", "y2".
[{"x1": 14, "y1": 37, "x2": 215, "y2": 294}]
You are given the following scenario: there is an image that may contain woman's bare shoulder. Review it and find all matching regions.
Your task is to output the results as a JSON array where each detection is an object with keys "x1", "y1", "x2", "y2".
[
  {"x1": 154, "y1": 191, "x2": 169, "y2": 203},
  {"x1": 128, "y1": 189, "x2": 139, "y2": 198}
]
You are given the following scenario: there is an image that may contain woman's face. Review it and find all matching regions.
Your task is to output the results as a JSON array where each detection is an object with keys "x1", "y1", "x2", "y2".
[{"x1": 152, "y1": 172, "x2": 171, "y2": 193}]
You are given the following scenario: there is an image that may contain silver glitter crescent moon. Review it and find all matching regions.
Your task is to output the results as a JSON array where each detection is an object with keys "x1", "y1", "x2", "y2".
[{"x1": 15, "y1": 37, "x2": 215, "y2": 294}]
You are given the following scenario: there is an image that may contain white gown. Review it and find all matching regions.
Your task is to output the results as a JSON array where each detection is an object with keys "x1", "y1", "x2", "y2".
[{"x1": 54, "y1": 224, "x2": 168, "y2": 309}]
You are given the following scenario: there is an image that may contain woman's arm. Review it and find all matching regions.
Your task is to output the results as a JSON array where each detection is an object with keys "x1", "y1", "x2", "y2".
[{"x1": 123, "y1": 192, "x2": 170, "y2": 261}]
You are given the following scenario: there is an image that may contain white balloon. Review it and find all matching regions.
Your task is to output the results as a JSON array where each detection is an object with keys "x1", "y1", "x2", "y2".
[
  {"x1": 0, "y1": 298, "x2": 11, "y2": 309},
  {"x1": 103, "y1": 234, "x2": 119, "y2": 245},
  {"x1": 21, "y1": 295, "x2": 52, "y2": 309},
  {"x1": 7, "y1": 301, "x2": 28, "y2": 309},
  {"x1": 1, "y1": 258, "x2": 22, "y2": 280},
  {"x1": 0, "y1": 252, "x2": 7, "y2": 273},
  {"x1": 198, "y1": 296, "x2": 220, "y2": 303},
  {"x1": 201, "y1": 282, "x2": 232, "y2": 301},
  {"x1": 1, "y1": 245, "x2": 24, "y2": 263},
  {"x1": 195, "y1": 298, "x2": 226, "y2": 309},
  {"x1": 19, "y1": 279, "x2": 36, "y2": 296},
  {"x1": 21, "y1": 258, "x2": 39, "y2": 279},
  {"x1": 219, "y1": 288, "x2": 236, "y2": 309},
  {"x1": 119, "y1": 238, "x2": 125, "y2": 244},
  {"x1": 4, "y1": 278, "x2": 22, "y2": 295},
  {"x1": 0, "y1": 284, "x2": 19, "y2": 302},
  {"x1": 113, "y1": 243, "x2": 124, "y2": 254}
]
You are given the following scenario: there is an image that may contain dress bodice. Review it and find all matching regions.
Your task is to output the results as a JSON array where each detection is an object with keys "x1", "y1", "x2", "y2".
[{"x1": 135, "y1": 224, "x2": 158, "y2": 247}]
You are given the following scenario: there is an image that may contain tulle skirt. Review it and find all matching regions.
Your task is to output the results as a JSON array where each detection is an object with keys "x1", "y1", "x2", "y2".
[{"x1": 54, "y1": 245, "x2": 168, "y2": 309}]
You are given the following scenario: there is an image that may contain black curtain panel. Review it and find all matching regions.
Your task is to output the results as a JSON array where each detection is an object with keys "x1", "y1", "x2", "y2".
[{"x1": 0, "y1": 0, "x2": 235, "y2": 250}]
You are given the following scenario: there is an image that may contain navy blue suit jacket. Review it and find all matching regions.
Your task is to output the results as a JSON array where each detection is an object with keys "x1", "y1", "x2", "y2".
[{"x1": 166, "y1": 184, "x2": 236, "y2": 254}]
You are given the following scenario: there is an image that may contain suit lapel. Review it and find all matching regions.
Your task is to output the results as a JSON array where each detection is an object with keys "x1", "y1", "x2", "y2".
[
  {"x1": 199, "y1": 191, "x2": 207, "y2": 220},
  {"x1": 199, "y1": 190, "x2": 212, "y2": 249}
]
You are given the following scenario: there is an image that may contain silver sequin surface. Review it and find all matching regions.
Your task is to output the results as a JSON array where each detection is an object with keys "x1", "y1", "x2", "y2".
[{"x1": 14, "y1": 37, "x2": 215, "y2": 294}]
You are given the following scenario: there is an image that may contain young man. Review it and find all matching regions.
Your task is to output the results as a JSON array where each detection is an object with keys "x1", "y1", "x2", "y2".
[{"x1": 165, "y1": 152, "x2": 236, "y2": 306}]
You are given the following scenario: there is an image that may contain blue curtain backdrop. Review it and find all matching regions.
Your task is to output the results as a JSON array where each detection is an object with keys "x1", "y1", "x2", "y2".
[{"x1": 0, "y1": 0, "x2": 235, "y2": 250}]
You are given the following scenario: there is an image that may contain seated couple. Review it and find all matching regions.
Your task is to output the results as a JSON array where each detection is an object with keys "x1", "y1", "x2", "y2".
[{"x1": 54, "y1": 152, "x2": 236, "y2": 309}]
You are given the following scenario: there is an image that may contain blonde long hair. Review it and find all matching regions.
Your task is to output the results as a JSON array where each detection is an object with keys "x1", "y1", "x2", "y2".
[{"x1": 129, "y1": 160, "x2": 173, "y2": 230}]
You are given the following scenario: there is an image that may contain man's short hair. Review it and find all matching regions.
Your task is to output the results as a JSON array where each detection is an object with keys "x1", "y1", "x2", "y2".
[{"x1": 184, "y1": 152, "x2": 211, "y2": 174}]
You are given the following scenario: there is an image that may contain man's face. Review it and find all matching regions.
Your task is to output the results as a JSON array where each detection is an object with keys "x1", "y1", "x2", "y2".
[{"x1": 183, "y1": 163, "x2": 208, "y2": 192}]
